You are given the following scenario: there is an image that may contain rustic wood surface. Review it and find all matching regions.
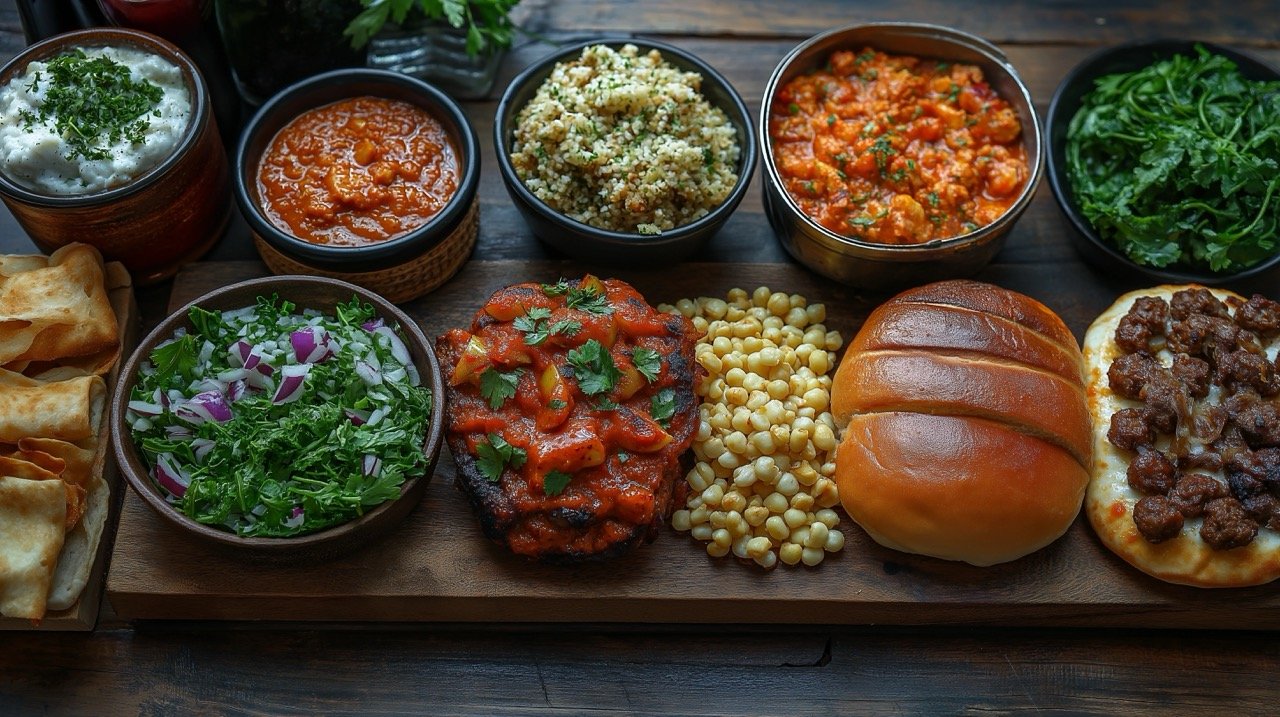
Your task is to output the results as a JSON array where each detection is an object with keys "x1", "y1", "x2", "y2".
[
  {"x1": 107, "y1": 260, "x2": 1280, "y2": 627},
  {"x1": 3, "y1": 1, "x2": 1280, "y2": 713}
]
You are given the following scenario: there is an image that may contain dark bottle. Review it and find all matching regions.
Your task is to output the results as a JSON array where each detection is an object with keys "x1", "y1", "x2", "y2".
[
  {"x1": 15, "y1": 1, "x2": 107, "y2": 43},
  {"x1": 213, "y1": 0, "x2": 366, "y2": 106}
]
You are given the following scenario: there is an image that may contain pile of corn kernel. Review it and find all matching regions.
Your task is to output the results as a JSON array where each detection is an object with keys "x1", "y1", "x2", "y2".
[{"x1": 659, "y1": 287, "x2": 845, "y2": 569}]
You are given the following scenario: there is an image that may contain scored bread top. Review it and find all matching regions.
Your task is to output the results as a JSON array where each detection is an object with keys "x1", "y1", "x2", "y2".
[{"x1": 834, "y1": 280, "x2": 1088, "y2": 470}]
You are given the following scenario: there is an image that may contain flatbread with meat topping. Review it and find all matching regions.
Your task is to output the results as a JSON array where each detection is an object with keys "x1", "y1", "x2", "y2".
[{"x1": 1083, "y1": 285, "x2": 1280, "y2": 587}]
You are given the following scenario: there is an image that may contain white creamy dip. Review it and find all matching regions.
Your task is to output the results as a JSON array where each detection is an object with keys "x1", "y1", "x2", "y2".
[{"x1": 0, "y1": 45, "x2": 192, "y2": 196}]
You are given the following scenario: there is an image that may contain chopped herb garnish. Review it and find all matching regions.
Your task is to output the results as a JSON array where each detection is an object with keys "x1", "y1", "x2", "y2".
[
  {"x1": 594, "y1": 397, "x2": 619, "y2": 410},
  {"x1": 21, "y1": 48, "x2": 165, "y2": 162},
  {"x1": 476, "y1": 433, "x2": 526, "y2": 482},
  {"x1": 631, "y1": 347, "x2": 662, "y2": 382},
  {"x1": 515, "y1": 307, "x2": 578, "y2": 346},
  {"x1": 543, "y1": 470, "x2": 572, "y2": 496},
  {"x1": 926, "y1": 192, "x2": 940, "y2": 207},
  {"x1": 827, "y1": 113, "x2": 837, "y2": 126},
  {"x1": 547, "y1": 399, "x2": 567, "y2": 410},
  {"x1": 617, "y1": 451, "x2": 631, "y2": 463},
  {"x1": 479, "y1": 367, "x2": 521, "y2": 409},
  {"x1": 650, "y1": 388, "x2": 676, "y2": 428},
  {"x1": 541, "y1": 279, "x2": 571, "y2": 297},
  {"x1": 566, "y1": 286, "x2": 613, "y2": 315},
  {"x1": 788, "y1": 102, "x2": 800, "y2": 115},
  {"x1": 148, "y1": 334, "x2": 198, "y2": 384},
  {"x1": 566, "y1": 339, "x2": 620, "y2": 395}
]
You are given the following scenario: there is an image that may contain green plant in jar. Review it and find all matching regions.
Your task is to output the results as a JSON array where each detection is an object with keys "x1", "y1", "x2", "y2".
[{"x1": 344, "y1": 0, "x2": 521, "y2": 56}]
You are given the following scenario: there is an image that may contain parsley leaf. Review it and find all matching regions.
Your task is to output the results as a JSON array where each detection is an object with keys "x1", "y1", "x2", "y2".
[
  {"x1": 566, "y1": 339, "x2": 620, "y2": 395},
  {"x1": 543, "y1": 470, "x2": 572, "y2": 496},
  {"x1": 549, "y1": 319, "x2": 582, "y2": 338},
  {"x1": 547, "y1": 398, "x2": 566, "y2": 410},
  {"x1": 566, "y1": 286, "x2": 613, "y2": 315},
  {"x1": 541, "y1": 279, "x2": 571, "y2": 297},
  {"x1": 631, "y1": 347, "x2": 661, "y2": 383},
  {"x1": 513, "y1": 307, "x2": 553, "y2": 345},
  {"x1": 149, "y1": 334, "x2": 198, "y2": 384},
  {"x1": 479, "y1": 367, "x2": 521, "y2": 409},
  {"x1": 650, "y1": 388, "x2": 677, "y2": 428},
  {"x1": 475, "y1": 432, "x2": 526, "y2": 482}
]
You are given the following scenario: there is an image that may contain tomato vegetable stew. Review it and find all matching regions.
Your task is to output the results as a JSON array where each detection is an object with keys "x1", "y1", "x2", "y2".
[
  {"x1": 257, "y1": 96, "x2": 459, "y2": 247},
  {"x1": 769, "y1": 48, "x2": 1029, "y2": 245},
  {"x1": 437, "y1": 275, "x2": 701, "y2": 561}
]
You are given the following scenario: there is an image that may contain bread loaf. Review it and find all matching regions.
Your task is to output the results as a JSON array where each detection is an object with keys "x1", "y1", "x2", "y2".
[{"x1": 831, "y1": 280, "x2": 1091, "y2": 566}]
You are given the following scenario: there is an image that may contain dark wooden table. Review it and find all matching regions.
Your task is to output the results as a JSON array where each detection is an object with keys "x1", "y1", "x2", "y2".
[{"x1": 3, "y1": 2, "x2": 1280, "y2": 714}]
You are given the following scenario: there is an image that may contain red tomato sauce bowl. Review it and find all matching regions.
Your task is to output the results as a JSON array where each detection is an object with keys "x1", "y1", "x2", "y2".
[{"x1": 233, "y1": 69, "x2": 479, "y2": 302}]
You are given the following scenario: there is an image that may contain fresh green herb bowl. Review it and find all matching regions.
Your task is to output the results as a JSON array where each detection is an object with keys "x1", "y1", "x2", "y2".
[
  {"x1": 110, "y1": 275, "x2": 445, "y2": 561},
  {"x1": 1045, "y1": 40, "x2": 1280, "y2": 285}
]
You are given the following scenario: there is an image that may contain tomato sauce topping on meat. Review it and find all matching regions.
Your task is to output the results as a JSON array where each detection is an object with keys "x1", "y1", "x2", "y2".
[
  {"x1": 768, "y1": 47, "x2": 1029, "y2": 244},
  {"x1": 436, "y1": 276, "x2": 702, "y2": 560}
]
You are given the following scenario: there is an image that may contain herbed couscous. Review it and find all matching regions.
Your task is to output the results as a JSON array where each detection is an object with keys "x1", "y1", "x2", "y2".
[{"x1": 510, "y1": 44, "x2": 740, "y2": 235}]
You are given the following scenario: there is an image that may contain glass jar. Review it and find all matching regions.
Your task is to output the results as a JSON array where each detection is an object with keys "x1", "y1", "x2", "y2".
[
  {"x1": 366, "y1": 21, "x2": 505, "y2": 100},
  {"x1": 213, "y1": 0, "x2": 364, "y2": 105}
]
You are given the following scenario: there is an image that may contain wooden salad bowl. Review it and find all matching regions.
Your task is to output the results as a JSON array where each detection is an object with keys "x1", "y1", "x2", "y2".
[{"x1": 109, "y1": 275, "x2": 446, "y2": 561}]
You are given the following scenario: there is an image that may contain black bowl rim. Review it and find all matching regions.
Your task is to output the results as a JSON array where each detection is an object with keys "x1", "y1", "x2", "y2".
[
  {"x1": 234, "y1": 68, "x2": 481, "y2": 268},
  {"x1": 492, "y1": 37, "x2": 759, "y2": 247},
  {"x1": 108, "y1": 274, "x2": 447, "y2": 551},
  {"x1": 0, "y1": 27, "x2": 209, "y2": 207},
  {"x1": 756, "y1": 21, "x2": 1044, "y2": 256},
  {"x1": 1045, "y1": 38, "x2": 1280, "y2": 284}
]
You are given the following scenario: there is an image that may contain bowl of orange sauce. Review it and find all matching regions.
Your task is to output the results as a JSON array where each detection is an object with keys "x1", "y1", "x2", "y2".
[
  {"x1": 233, "y1": 68, "x2": 479, "y2": 302},
  {"x1": 760, "y1": 23, "x2": 1042, "y2": 291}
]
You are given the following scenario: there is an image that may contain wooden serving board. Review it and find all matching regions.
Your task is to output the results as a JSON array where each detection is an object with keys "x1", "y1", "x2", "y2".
[
  {"x1": 1, "y1": 269, "x2": 138, "y2": 631},
  {"x1": 106, "y1": 260, "x2": 1280, "y2": 627}
]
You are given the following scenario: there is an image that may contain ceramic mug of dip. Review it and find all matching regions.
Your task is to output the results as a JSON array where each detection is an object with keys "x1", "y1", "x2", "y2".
[{"x1": 0, "y1": 27, "x2": 230, "y2": 284}]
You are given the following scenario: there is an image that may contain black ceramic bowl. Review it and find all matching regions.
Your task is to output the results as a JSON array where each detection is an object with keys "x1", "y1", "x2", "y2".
[
  {"x1": 1046, "y1": 40, "x2": 1280, "y2": 286},
  {"x1": 234, "y1": 68, "x2": 480, "y2": 302},
  {"x1": 493, "y1": 38, "x2": 757, "y2": 265}
]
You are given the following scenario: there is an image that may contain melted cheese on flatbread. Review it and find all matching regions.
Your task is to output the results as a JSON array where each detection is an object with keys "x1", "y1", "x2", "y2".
[{"x1": 1083, "y1": 285, "x2": 1280, "y2": 587}]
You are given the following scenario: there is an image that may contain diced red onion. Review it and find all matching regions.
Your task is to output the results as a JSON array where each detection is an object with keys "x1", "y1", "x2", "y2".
[
  {"x1": 362, "y1": 454, "x2": 382, "y2": 477},
  {"x1": 374, "y1": 326, "x2": 412, "y2": 366},
  {"x1": 177, "y1": 390, "x2": 234, "y2": 424},
  {"x1": 154, "y1": 453, "x2": 191, "y2": 498},
  {"x1": 355, "y1": 360, "x2": 382, "y2": 386},
  {"x1": 290, "y1": 326, "x2": 335, "y2": 364},
  {"x1": 344, "y1": 408, "x2": 370, "y2": 426},
  {"x1": 217, "y1": 368, "x2": 248, "y2": 383},
  {"x1": 362, "y1": 318, "x2": 384, "y2": 332},
  {"x1": 191, "y1": 438, "x2": 215, "y2": 462},
  {"x1": 244, "y1": 369, "x2": 274, "y2": 393},
  {"x1": 243, "y1": 344, "x2": 264, "y2": 371},
  {"x1": 164, "y1": 424, "x2": 192, "y2": 439},
  {"x1": 271, "y1": 364, "x2": 310, "y2": 404},
  {"x1": 283, "y1": 508, "x2": 305, "y2": 529},
  {"x1": 228, "y1": 340, "x2": 252, "y2": 368},
  {"x1": 128, "y1": 400, "x2": 164, "y2": 417},
  {"x1": 226, "y1": 379, "x2": 247, "y2": 402},
  {"x1": 192, "y1": 377, "x2": 224, "y2": 394}
]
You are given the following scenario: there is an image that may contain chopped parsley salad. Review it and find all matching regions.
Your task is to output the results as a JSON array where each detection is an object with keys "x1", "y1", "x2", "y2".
[{"x1": 125, "y1": 296, "x2": 433, "y2": 538}]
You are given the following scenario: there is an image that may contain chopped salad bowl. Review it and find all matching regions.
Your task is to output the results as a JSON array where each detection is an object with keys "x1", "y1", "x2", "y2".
[{"x1": 110, "y1": 275, "x2": 445, "y2": 560}]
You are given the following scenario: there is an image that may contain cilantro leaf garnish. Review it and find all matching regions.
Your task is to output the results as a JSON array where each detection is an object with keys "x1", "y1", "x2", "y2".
[
  {"x1": 479, "y1": 367, "x2": 521, "y2": 409},
  {"x1": 650, "y1": 388, "x2": 676, "y2": 428},
  {"x1": 631, "y1": 347, "x2": 661, "y2": 383},
  {"x1": 514, "y1": 307, "x2": 580, "y2": 347},
  {"x1": 566, "y1": 286, "x2": 613, "y2": 315},
  {"x1": 541, "y1": 279, "x2": 571, "y2": 297},
  {"x1": 566, "y1": 339, "x2": 620, "y2": 395},
  {"x1": 149, "y1": 334, "x2": 198, "y2": 384},
  {"x1": 547, "y1": 399, "x2": 567, "y2": 410},
  {"x1": 543, "y1": 470, "x2": 572, "y2": 496},
  {"x1": 549, "y1": 319, "x2": 582, "y2": 338},
  {"x1": 476, "y1": 432, "x2": 526, "y2": 482}
]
